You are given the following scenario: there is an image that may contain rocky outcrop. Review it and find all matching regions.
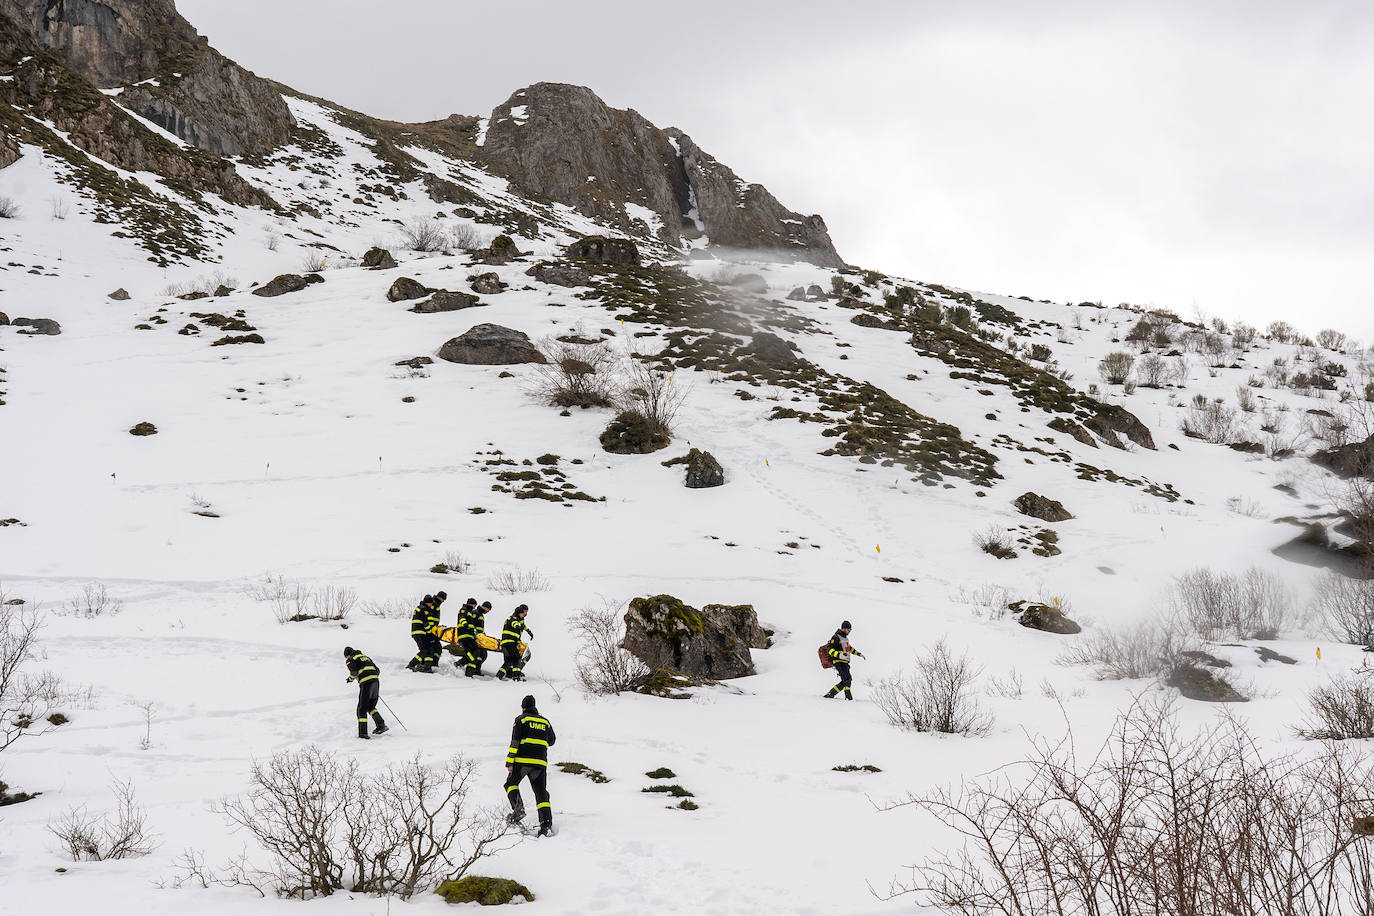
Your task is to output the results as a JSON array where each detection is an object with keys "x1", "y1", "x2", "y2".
[
  {"x1": 108, "y1": 287, "x2": 130, "y2": 300},
  {"x1": 361, "y1": 247, "x2": 397, "y2": 270},
  {"x1": 479, "y1": 234, "x2": 522, "y2": 266},
  {"x1": 12, "y1": 317, "x2": 61, "y2": 335},
  {"x1": 621, "y1": 595, "x2": 766, "y2": 680},
  {"x1": 1313, "y1": 436, "x2": 1374, "y2": 479},
  {"x1": 1166, "y1": 664, "x2": 1247, "y2": 702},
  {"x1": 438, "y1": 324, "x2": 545, "y2": 365},
  {"x1": 1014, "y1": 492, "x2": 1072, "y2": 523},
  {"x1": 526, "y1": 262, "x2": 592, "y2": 288},
  {"x1": 1084, "y1": 404, "x2": 1156, "y2": 450},
  {"x1": 1, "y1": 0, "x2": 293, "y2": 158},
  {"x1": 478, "y1": 83, "x2": 842, "y2": 267},
  {"x1": 742, "y1": 331, "x2": 801, "y2": 368},
  {"x1": 1010, "y1": 600, "x2": 1081, "y2": 635},
  {"x1": 387, "y1": 277, "x2": 431, "y2": 302},
  {"x1": 664, "y1": 449, "x2": 725, "y2": 488},
  {"x1": 410, "y1": 291, "x2": 481, "y2": 314},
  {"x1": 567, "y1": 235, "x2": 640, "y2": 266},
  {"x1": 0, "y1": 312, "x2": 8, "y2": 325},
  {"x1": 252, "y1": 273, "x2": 321, "y2": 297}
]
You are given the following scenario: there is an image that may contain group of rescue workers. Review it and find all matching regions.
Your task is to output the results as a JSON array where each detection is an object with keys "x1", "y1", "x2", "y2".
[
  {"x1": 338, "y1": 597, "x2": 860, "y2": 840},
  {"x1": 341, "y1": 590, "x2": 554, "y2": 836}
]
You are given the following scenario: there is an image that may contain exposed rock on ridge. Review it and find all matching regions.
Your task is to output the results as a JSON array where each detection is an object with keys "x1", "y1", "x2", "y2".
[
  {"x1": 478, "y1": 82, "x2": 843, "y2": 267},
  {"x1": 1, "y1": 0, "x2": 293, "y2": 158}
]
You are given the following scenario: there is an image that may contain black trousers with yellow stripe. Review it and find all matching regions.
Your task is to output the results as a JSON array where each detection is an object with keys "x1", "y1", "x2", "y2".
[
  {"x1": 356, "y1": 680, "x2": 385, "y2": 737},
  {"x1": 504, "y1": 763, "x2": 551, "y2": 827}
]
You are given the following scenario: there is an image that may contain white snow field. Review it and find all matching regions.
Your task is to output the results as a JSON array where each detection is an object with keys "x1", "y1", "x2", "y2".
[{"x1": 0, "y1": 96, "x2": 1369, "y2": 914}]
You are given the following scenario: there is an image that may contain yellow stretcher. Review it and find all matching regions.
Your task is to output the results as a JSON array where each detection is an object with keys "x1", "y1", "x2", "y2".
[{"x1": 431, "y1": 625, "x2": 525, "y2": 655}]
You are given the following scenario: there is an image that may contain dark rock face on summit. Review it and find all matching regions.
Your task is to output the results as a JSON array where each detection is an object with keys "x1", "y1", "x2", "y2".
[
  {"x1": 1, "y1": 0, "x2": 293, "y2": 158},
  {"x1": 479, "y1": 83, "x2": 843, "y2": 268}
]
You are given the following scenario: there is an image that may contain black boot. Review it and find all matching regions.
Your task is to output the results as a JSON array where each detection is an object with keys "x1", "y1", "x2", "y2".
[
  {"x1": 357, "y1": 722, "x2": 369, "y2": 739},
  {"x1": 536, "y1": 819, "x2": 554, "y2": 837},
  {"x1": 507, "y1": 807, "x2": 526, "y2": 826}
]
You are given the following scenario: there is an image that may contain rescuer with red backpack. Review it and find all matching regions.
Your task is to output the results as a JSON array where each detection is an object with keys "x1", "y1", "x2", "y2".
[{"x1": 820, "y1": 620, "x2": 864, "y2": 700}]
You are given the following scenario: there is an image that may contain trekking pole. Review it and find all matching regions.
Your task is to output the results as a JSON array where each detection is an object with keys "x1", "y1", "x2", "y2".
[{"x1": 380, "y1": 698, "x2": 408, "y2": 731}]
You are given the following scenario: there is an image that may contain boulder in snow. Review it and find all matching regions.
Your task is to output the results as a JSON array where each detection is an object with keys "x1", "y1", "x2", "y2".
[
  {"x1": 438, "y1": 324, "x2": 545, "y2": 365},
  {"x1": 622, "y1": 595, "x2": 766, "y2": 680},
  {"x1": 252, "y1": 273, "x2": 322, "y2": 298},
  {"x1": 361, "y1": 247, "x2": 397, "y2": 270},
  {"x1": 411, "y1": 291, "x2": 482, "y2": 314},
  {"x1": 1013, "y1": 492, "x2": 1072, "y2": 523},
  {"x1": 1009, "y1": 600, "x2": 1081, "y2": 635},
  {"x1": 387, "y1": 276, "x2": 432, "y2": 302},
  {"x1": 526, "y1": 261, "x2": 592, "y2": 288},
  {"x1": 107, "y1": 288, "x2": 131, "y2": 300},
  {"x1": 566, "y1": 235, "x2": 640, "y2": 266},
  {"x1": 468, "y1": 272, "x2": 507, "y2": 295},
  {"x1": 12, "y1": 317, "x2": 61, "y2": 335}
]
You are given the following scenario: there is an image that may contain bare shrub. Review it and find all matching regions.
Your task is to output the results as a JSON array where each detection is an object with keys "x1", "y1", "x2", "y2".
[
  {"x1": 263, "y1": 230, "x2": 281, "y2": 251},
  {"x1": 1057, "y1": 616, "x2": 1198, "y2": 680},
  {"x1": 985, "y1": 669, "x2": 1024, "y2": 699},
  {"x1": 1298, "y1": 672, "x2": 1374, "y2": 740},
  {"x1": 531, "y1": 338, "x2": 619, "y2": 408},
  {"x1": 569, "y1": 600, "x2": 650, "y2": 695},
  {"x1": 50, "y1": 195, "x2": 70, "y2": 220},
  {"x1": 1170, "y1": 566, "x2": 1293, "y2": 640},
  {"x1": 1232, "y1": 322, "x2": 1258, "y2": 349},
  {"x1": 48, "y1": 780, "x2": 157, "y2": 861},
  {"x1": 1267, "y1": 319, "x2": 1300, "y2": 343},
  {"x1": 872, "y1": 640, "x2": 991, "y2": 735},
  {"x1": 951, "y1": 583, "x2": 1014, "y2": 620},
  {"x1": 1317, "y1": 328, "x2": 1349, "y2": 352},
  {"x1": 300, "y1": 251, "x2": 327, "y2": 272},
  {"x1": 884, "y1": 699, "x2": 1374, "y2": 916},
  {"x1": 309, "y1": 585, "x2": 356, "y2": 621},
  {"x1": 1169, "y1": 353, "x2": 1191, "y2": 385},
  {"x1": 1097, "y1": 351, "x2": 1135, "y2": 385},
  {"x1": 439, "y1": 551, "x2": 471, "y2": 575},
  {"x1": 2, "y1": 594, "x2": 67, "y2": 754},
  {"x1": 361, "y1": 598, "x2": 409, "y2": 620},
  {"x1": 245, "y1": 574, "x2": 311, "y2": 625},
  {"x1": 1313, "y1": 572, "x2": 1374, "y2": 644},
  {"x1": 0, "y1": 195, "x2": 20, "y2": 218},
  {"x1": 400, "y1": 218, "x2": 446, "y2": 253},
  {"x1": 619, "y1": 358, "x2": 687, "y2": 437},
  {"x1": 1181, "y1": 395, "x2": 1240, "y2": 444},
  {"x1": 215, "y1": 747, "x2": 507, "y2": 899},
  {"x1": 1337, "y1": 476, "x2": 1374, "y2": 559},
  {"x1": 972, "y1": 525, "x2": 1016, "y2": 559},
  {"x1": 449, "y1": 224, "x2": 488, "y2": 251},
  {"x1": 486, "y1": 566, "x2": 550, "y2": 595},
  {"x1": 1137, "y1": 353, "x2": 1169, "y2": 388},
  {"x1": 1235, "y1": 384, "x2": 1257, "y2": 412},
  {"x1": 61, "y1": 583, "x2": 123, "y2": 618}
]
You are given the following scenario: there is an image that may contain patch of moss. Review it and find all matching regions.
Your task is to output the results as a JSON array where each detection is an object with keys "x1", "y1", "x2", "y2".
[
  {"x1": 556, "y1": 761, "x2": 610, "y2": 783},
  {"x1": 832, "y1": 764, "x2": 883, "y2": 773},
  {"x1": 645, "y1": 767, "x2": 677, "y2": 779},
  {"x1": 642, "y1": 784, "x2": 694, "y2": 797},
  {"x1": 435, "y1": 876, "x2": 534, "y2": 906},
  {"x1": 676, "y1": 799, "x2": 699, "y2": 811}
]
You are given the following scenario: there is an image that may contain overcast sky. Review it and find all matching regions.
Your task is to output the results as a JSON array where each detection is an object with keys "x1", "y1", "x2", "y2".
[{"x1": 181, "y1": 0, "x2": 1374, "y2": 338}]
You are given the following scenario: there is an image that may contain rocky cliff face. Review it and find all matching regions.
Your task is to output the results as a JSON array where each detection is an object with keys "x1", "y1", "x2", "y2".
[
  {"x1": 478, "y1": 83, "x2": 843, "y2": 267},
  {"x1": 0, "y1": 0, "x2": 292, "y2": 157}
]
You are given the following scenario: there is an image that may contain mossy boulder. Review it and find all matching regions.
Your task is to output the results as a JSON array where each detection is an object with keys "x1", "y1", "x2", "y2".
[
  {"x1": 129, "y1": 421, "x2": 158, "y2": 436},
  {"x1": 600, "y1": 410, "x2": 670, "y2": 454},
  {"x1": 435, "y1": 875, "x2": 534, "y2": 905},
  {"x1": 361, "y1": 247, "x2": 397, "y2": 269},
  {"x1": 526, "y1": 261, "x2": 593, "y2": 288},
  {"x1": 387, "y1": 276, "x2": 432, "y2": 302},
  {"x1": 438, "y1": 324, "x2": 546, "y2": 365},
  {"x1": 252, "y1": 273, "x2": 322, "y2": 298},
  {"x1": 411, "y1": 291, "x2": 482, "y2": 313},
  {"x1": 567, "y1": 235, "x2": 640, "y2": 266},
  {"x1": 481, "y1": 234, "x2": 523, "y2": 265},
  {"x1": 1166, "y1": 664, "x2": 1247, "y2": 702},
  {"x1": 1013, "y1": 492, "x2": 1072, "y2": 523},
  {"x1": 1009, "y1": 600, "x2": 1081, "y2": 635},
  {"x1": 622, "y1": 595, "x2": 765, "y2": 679},
  {"x1": 468, "y1": 272, "x2": 507, "y2": 295}
]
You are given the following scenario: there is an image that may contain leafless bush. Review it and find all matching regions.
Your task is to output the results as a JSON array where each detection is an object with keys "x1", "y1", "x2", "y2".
[
  {"x1": 1137, "y1": 353, "x2": 1169, "y2": 388},
  {"x1": 1057, "y1": 616, "x2": 1198, "y2": 680},
  {"x1": 1297, "y1": 672, "x2": 1374, "y2": 740},
  {"x1": 50, "y1": 195, "x2": 70, "y2": 220},
  {"x1": 400, "y1": 218, "x2": 446, "y2": 253},
  {"x1": 449, "y1": 224, "x2": 488, "y2": 251},
  {"x1": 1235, "y1": 384, "x2": 1257, "y2": 412},
  {"x1": 619, "y1": 358, "x2": 687, "y2": 437},
  {"x1": 309, "y1": 585, "x2": 356, "y2": 621},
  {"x1": 1098, "y1": 351, "x2": 1135, "y2": 385},
  {"x1": 1318, "y1": 328, "x2": 1350, "y2": 351},
  {"x1": 361, "y1": 598, "x2": 410, "y2": 620},
  {"x1": 972, "y1": 525, "x2": 1016, "y2": 559},
  {"x1": 985, "y1": 669, "x2": 1024, "y2": 699},
  {"x1": 1170, "y1": 566, "x2": 1293, "y2": 640},
  {"x1": 1181, "y1": 395, "x2": 1240, "y2": 444},
  {"x1": 60, "y1": 583, "x2": 123, "y2": 618},
  {"x1": 531, "y1": 338, "x2": 619, "y2": 408},
  {"x1": 872, "y1": 640, "x2": 991, "y2": 735},
  {"x1": 952, "y1": 583, "x2": 1014, "y2": 620},
  {"x1": 569, "y1": 600, "x2": 650, "y2": 695},
  {"x1": 1169, "y1": 354, "x2": 1191, "y2": 385},
  {"x1": 439, "y1": 551, "x2": 471, "y2": 575},
  {"x1": 48, "y1": 780, "x2": 157, "y2": 861},
  {"x1": 300, "y1": 251, "x2": 327, "y2": 272},
  {"x1": 884, "y1": 699, "x2": 1374, "y2": 916},
  {"x1": 1313, "y1": 572, "x2": 1374, "y2": 644},
  {"x1": 1337, "y1": 476, "x2": 1374, "y2": 559},
  {"x1": 0, "y1": 196, "x2": 20, "y2": 218},
  {"x1": 245, "y1": 574, "x2": 311, "y2": 624},
  {"x1": 1267, "y1": 319, "x2": 1300, "y2": 343},
  {"x1": 1232, "y1": 322, "x2": 1258, "y2": 349},
  {"x1": 213, "y1": 747, "x2": 507, "y2": 899},
  {"x1": 2, "y1": 595, "x2": 67, "y2": 754},
  {"x1": 263, "y1": 230, "x2": 281, "y2": 251},
  {"x1": 486, "y1": 566, "x2": 550, "y2": 595}
]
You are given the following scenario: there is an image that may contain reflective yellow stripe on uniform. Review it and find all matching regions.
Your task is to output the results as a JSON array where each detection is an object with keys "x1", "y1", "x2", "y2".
[
  {"x1": 512, "y1": 757, "x2": 548, "y2": 767},
  {"x1": 523, "y1": 738, "x2": 549, "y2": 746}
]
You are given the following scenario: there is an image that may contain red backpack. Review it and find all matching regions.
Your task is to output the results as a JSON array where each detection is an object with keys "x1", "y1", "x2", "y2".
[{"x1": 818, "y1": 643, "x2": 833, "y2": 669}]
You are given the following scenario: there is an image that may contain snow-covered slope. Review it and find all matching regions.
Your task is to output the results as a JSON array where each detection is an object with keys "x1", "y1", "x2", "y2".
[{"x1": 1, "y1": 80, "x2": 1372, "y2": 916}]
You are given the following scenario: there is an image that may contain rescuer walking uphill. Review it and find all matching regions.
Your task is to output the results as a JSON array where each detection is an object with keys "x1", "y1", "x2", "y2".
[
  {"x1": 823, "y1": 620, "x2": 864, "y2": 700},
  {"x1": 504, "y1": 694, "x2": 556, "y2": 836},
  {"x1": 344, "y1": 646, "x2": 388, "y2": 738},
  {"x1": 497, "y1": 604, "x2": 533, "y2": 681},
  {"x1": 407, "y1": 592, "x2": 445, "y2": 672}
]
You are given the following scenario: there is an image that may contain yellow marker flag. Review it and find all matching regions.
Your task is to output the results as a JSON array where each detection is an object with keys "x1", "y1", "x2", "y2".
[
  {"x1": 1317, "y1": 647, "x2": 1322, "y2": 661},
  {"x1": 875, "y1": 544, "x2": 881, "y2": 554},
  {"x1": 765, "y1": 459, "x2": 770, "y2": 467}
]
